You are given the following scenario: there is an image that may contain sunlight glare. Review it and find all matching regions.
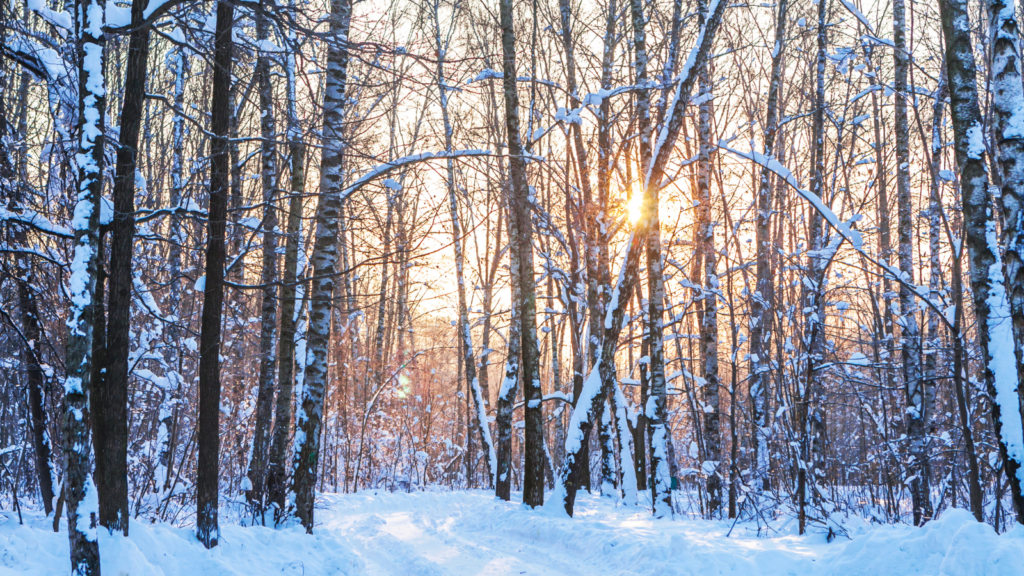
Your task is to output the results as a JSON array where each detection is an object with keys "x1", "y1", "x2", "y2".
[{"x1": 628, "y1": 185, "x2": 643, "y2": 224}]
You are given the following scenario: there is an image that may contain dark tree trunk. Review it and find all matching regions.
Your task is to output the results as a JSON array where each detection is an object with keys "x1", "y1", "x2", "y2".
[
  {"x1": 96, "y1": 0, "x2": 150, "y2": 536},
  {"x1": 499, "y1": 0, "x2": 545, "y2": 508},
  {"x1": 3, "y1": 64, "x2": 56, "y2": 517},
  {"x1": 196, "y1": 0, "x2": 235, "y2": 548}
]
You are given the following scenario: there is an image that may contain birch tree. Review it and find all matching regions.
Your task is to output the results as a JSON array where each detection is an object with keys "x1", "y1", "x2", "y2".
[
  {"x1": 291, "y1": 0, "x2": 354, "y2": 532},
  {"x1": 63, "y1": 0, "x2": 107, "y2": 568}
]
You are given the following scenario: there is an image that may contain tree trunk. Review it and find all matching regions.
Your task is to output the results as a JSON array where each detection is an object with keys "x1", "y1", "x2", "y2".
[
  {"x1": 64, "y1": 0, "x2": 107, "y2": 568},
  {"x1": 749, "y1": 0, "x2": 786, "y2": 495},
  {"x1": 4, "y1": 66, "x2": 56, "y2": 517},
  {"x1": 893, "y1": 0, "x2": 929, "y2": 526},
  {"x1": 799, "y1": 0, "x2": 829, "y2": 535},
  {"x1": 246, "y1": 1, "x2": 281, "y2": 523},
  {"x1": 695, "y1": 0, "x2": 721, "y2": 517},
  {"x1": 988, "y1": 0, "x2": 1024, "y2": 520},
  {"x1": 157, "y1": 40, "x2": 188, "y2": 497},
  {"x1": 629, "y1": 0, "x2": 672, "y2": 518},
  {"x1": 499, "y1": 0, "x2": 545, "y2": 507},
  {"x1": 634, "y1": 291, "x2": 648, "y2": 491},
  {"x1": 940, "y1": 0, "x2": 1024, "y2": 521},
  {"x1": 291, "y1": 0, "x2": 354, "y2": 532},
  {"x1": 97, "y1": 0, "x2": 150, "y2": 535},
  {"x1": 196, "y1": 0, "x2": 235, "y2": 548},
  {"x1": 495, "y1": 199, "x2": 522, "y2": 501},
  {"x1": 434, "y1": 11, "x2": 496, "y2": 483},
  {"x1": 268, "y1": 29, "x2": 306, "y2": 520}
]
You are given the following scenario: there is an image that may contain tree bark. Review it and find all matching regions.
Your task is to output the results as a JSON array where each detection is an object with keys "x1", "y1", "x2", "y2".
[
  {"x1": 268, "y1": 29, "x2": 306, "y2": 520},
  {"x1": 694, "y1": 0, "x2": 721, "y2": 518},
  {"x1": 196, "y1": 0, "x2": 235, "y2": 548},
  {"x1": 987, "y1": 0, "x2": 1024, "y2": 520},
  {"x1": 96, "y1": 0, "x2": 150, "y2": 535},
  {"x1": 893, "y1": 0, "x2": 930, "y2": 526},
  {"x1": 64, "y1": 0, "x2": 107, "y2": 568},
  {"x1": 749, "y1": 0, "x2": 787, "y2": 495},
  {"x1": 4, "y1": 65, "x2": 56, "y2": 517},
  {"x1": 246, "y1": 2, "x2": 280, "y2": 522},
  {"x1": 628, "y1": 0, "x2": 672, "y2": 518},
  {"x1": 291, "y1": 0, "x2": 353, "y2": 532},
  {"x1": 940, "y1": 0, "x2": 1024, "y2": 521},
  {"x1": 499, "y1": 0, "x2": 545, "y2": 507},
  {"x1": 798, "y1": 0, "x2": 829, "y2": 535}
]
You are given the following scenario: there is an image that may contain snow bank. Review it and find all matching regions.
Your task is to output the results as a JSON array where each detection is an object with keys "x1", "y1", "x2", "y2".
[
  {"x1": 0, "y1": 509, "x2": 364, "y2": 575},
  {"x1": 2, "y1": 492, "x2": 1020, "y2": 575}
]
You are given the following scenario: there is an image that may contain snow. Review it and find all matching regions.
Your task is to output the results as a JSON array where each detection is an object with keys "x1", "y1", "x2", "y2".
[
  {"x1": 27, "y1": 0, "x2": 72, "y2": 31},
  {"x1": 99, "y1": 195, "x2": 114, "y2": 225},
  {"x1": 554, "y1": 106, "x2": 582, "y2": 125},
  {"x1": 721, "y1": 143, "x2": 863, "y2": 251},
  {"x1": 105, "y1": 3, "x2": 131, "y2": 28},
  {"x1": 144, "y1": 0, "x2": 174, "y2": 19},
  {"x1": 847, "y1": 352, "x2": 871, "y2": 366},
  {"x1": 255, "y1": 39, "x2": 284, "y2": 53},
  {"x1": 468, "y1": 68, "x2": 503, "y2": 83},
  {"x1": 839, "y1": 0, "x2": 875, "y2": 34},
  {"x1": 0, "y1": 206, "x2": 73, "y2": 237},
  {"x1": 4, "y1": 491, "x2": 1023, "y2": 575},
  {"x1": 983, "y1": 219, "x2": 1024, "y2": 487},
  {"x1": 342, "y1": 150, "x2": 491, "y2": 202},
  {"x1": 967, "y1": 122, "x2": 986, "y2": 159}
]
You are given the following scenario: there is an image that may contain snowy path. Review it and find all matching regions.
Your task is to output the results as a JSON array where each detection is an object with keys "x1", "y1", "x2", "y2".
[
  {"x1": 1, "y1": 490, "x2": 1022, "y2": 575},
  {"x1": 317, "y1": 491, "x2": 1021, "y2": 576}
]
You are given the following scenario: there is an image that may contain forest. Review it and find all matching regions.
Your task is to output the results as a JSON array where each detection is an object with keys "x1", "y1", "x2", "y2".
[{"x1": 1, "y1": 0, "x2": 1024, "y2": 572}]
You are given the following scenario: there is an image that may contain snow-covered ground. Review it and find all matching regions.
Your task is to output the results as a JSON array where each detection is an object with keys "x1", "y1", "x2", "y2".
[{"x1": 1, "y1": 490, "x2": 1022, "y2": 575}]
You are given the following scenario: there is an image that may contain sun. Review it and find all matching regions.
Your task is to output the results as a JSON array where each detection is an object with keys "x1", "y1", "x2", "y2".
[{"x1": 628, "y1": 184, "x2": 644, "y2": 224}]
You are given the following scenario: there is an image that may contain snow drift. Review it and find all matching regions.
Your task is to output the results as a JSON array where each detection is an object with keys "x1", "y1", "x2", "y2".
[{"x1": 1, "y1": 491, "x2": 1021, "y2": 575}]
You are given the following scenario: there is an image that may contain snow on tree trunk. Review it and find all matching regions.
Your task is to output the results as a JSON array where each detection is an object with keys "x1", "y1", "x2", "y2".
[
  {"x1": 630, "y1": 0, "x2": 673, "y2": 519},
  {"x1": 499, "y1": 0, "x2": 545, "y2": 508},
  {"x1": 748, "y1": 0, "x2": 787, "y2": 496},
  {"x1": 939, "y1": 0, "x2": 1024, "y2": 520},
  {"x1": 612, "y1": 381, "x2": 639, "y2": 505},
  {"x1": 987, "y1": 0, "x2": 1024, "y2": 518},
  {"x1": 599, "y1": 401, "x2": 617, "y2": 497},
  {"x1": 268, "y1": 25, "x2": 306, "y2": 521},
  {"x1": 495, "y1": 200, "x2": 522, "y2": 501},
  {"x1": 291, "y1": 0, "x2": 354, "y2": 533},
  {"x1": 246, "y1": 1, "x2": 280, "y2": 523},
  {"x1": 893, "y1": 0, "x2": 930, "y2": 526},
  {"x1": 156, "y1": 39, "x2": 188, "y2": 501},
  {"x1": 64, "y1": 0, "x2": 106, "y2": 568}
]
